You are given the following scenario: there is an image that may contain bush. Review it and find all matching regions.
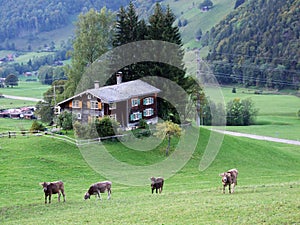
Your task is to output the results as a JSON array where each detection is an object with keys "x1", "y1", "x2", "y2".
[
  {"x1": 95, "y1": 117, "x2": 119, "y2": 137},
  {"x1": 226, "y1": 98, "x2": 258, "y2": 126},
  {"x1": 30, "y1": 120, "x2": 45, "y2": 133}
]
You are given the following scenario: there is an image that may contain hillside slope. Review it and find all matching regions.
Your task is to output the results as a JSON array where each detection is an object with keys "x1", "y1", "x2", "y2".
[
  {"x1": 205, "y1": 0, "x2": 300, "y2": 89},
  {"x1": 0, "y1": 128, "x2": 299, "y2": 224}
]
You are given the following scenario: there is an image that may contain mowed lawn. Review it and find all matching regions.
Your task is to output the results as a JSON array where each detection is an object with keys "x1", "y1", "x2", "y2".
[{"x1": 0, "y1": 127, "x2": 299, "y2": 224}]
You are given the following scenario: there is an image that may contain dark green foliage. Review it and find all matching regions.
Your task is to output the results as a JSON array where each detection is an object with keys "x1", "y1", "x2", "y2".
[
  {"x1": 199, "y1": 0, "x2": 213, "y2": 10},
  {"x1": 111, "y1": 2, "x2": 191, "y2": 124},
  {"x1": 35, "y1": 101, "x2": 54, "y2": 124},
  {"x1": 95, "y1": 117, "x2": 119, "y2": 137},
  {"x1": 195, "y1": 28, "x2": 203, "y2": 41},
  {"x1": 4, "y1": 74, "x2": 18, "y2": 87},
  {"x1": 226, "y1": 98, "x2": 258, "y2": 126},
  {"x1": 29, "y1": 120, "x2": 45, "y2": 133},
  {"x1": 57, "y1": 111, "x2": 73, "y2": 131},
  {"x1": 234, "y1": 0, "x2": 245, "y2": 9},
  {"x1": 206, "y1": 0, "x2": 300, "y2": 90}
]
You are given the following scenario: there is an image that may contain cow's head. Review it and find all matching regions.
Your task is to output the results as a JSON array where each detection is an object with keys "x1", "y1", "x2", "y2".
[
  {"x1": 40, "y1": 182, "x2": 49, "y2": 192},
  {"x1": 150, "y1": 177, "x2": 156, "y2": 187},
  {"x1": 84, "y1": 192, "x2": 90, "y2": 200},
  {"x1": 219, "y1": 172, "x2": 230, "y2": 184}
]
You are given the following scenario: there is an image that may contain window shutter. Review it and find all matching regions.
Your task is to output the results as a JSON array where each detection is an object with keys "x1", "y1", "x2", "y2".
[
  {"x1": 87, "y1": 101, "x2": 90, "y2": 109},
  {"x1": 69, "y1": 101, "x2": 72, "y2": 108},
  {"x1": 130, "y1": 114, "x2": 134, "y2": 121},
  {"x1": 79, "y1": 101, "x2": 82, "y2": 108},
  {"x1": 139, "y1": 112, "x2": 142, "y2": 119},
  {"x1": 98, "y1": 102, "x2": 102, "y2": 110},
  {"x1": 138, "y1": 99, "x2": 140, "y2": 105}
]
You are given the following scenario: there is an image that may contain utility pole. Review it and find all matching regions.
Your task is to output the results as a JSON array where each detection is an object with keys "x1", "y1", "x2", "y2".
[{"x1": 196, "y1": 49, "x2": 201, "y2": 127}]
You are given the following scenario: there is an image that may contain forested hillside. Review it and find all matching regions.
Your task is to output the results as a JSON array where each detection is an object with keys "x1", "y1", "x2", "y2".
[
  {"x1": 205, "y1": 0, "x2": 299, "y2": 90},
  {"x1": 0, "y1": 0, "x2": 130, "y2": 44}
]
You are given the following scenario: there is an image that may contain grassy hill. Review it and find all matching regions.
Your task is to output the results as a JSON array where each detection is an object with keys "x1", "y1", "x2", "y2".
[{"x1": 0, "y1": 127, "x2": 299, "y2": 224}]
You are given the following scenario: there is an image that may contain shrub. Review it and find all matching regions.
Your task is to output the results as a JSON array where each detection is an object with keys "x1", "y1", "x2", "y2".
[
  {"x1": 30, "y1": 120, "x2": 45, "y2": 133},
  {"x1": 226, "y1": 98, "x2": 258, "y2": 126},
  {"x1": 95, "y1": 117, "x2": 119, "y2": 137}
]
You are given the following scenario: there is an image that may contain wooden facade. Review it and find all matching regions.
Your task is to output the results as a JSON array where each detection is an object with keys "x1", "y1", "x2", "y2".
[{"x1": 56, "y1": 79, "x2": 160, "y2": 128}]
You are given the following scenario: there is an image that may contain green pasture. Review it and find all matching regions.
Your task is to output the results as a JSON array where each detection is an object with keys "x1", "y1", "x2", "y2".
[
  {"x1": 162, "y1": 0, "x2": 235, "y2": 49},
  {"x1": 0, "y1": 127, "x2": 299, "y2": 224},
  {"x1": 0, "y1": 81, "x2": 49, "y2": 99},
  {"x1": 0, "y1": 99, "x2": 37, "y2": 110},
  {"x1": 210, "y1": 86, "x2": 300, "y2": 140},
  {"x1": 0, "y1": 118, "x2": 34, "y2": 132}
]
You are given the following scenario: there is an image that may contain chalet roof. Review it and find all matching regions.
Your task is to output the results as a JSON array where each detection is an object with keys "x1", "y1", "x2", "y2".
[{"x1": 57, "y1": 79, "x2": 161, "y2": 105}]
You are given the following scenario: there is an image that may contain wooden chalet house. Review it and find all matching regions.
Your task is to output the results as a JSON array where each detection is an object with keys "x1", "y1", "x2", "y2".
[{"x1": 56, "y1": 75, "x2": 161, "y2": 128}]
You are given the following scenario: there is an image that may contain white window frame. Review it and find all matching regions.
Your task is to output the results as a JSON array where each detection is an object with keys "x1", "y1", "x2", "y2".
[
  {"x1": 87, "y1": 94, "x2": 91, "y2": 99},
  {"x1": 143, "y1": 108, "x2": 154, "y2": 117},
  {"x1": 77, "y1": 113, "x2": 81, "y2": 120},
  {"x1": 131, "y1": 98, "x2": 139, "y2": 107},
  {"x1": 72, "y1": 100, "x2": 80, "y2": 108},
  {"x1": 143, "y1": 97, "x2": 154, "y2": 105},
  {"x1": 90, "y1": 101, "x2": 98, "y2": 109},
  {"x1": 131, "y1": 112, "x2": 142, "y2": 121}
]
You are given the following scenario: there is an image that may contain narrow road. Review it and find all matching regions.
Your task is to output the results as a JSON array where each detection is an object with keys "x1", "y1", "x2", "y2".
[
  {"x1": 212, "y1": 129, "x2": 300, "y2": 146},
  {"x1": 3, "y1": 94, "x2": 43, "y2": 102}
]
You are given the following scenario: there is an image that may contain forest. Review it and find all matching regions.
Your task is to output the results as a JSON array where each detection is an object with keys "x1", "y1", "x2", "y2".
[{"x1": 205, "y1": 0, "x2": 299, "y2": 90}]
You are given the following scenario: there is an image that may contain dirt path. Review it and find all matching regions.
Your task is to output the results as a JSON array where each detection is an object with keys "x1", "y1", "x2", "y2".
[
  {"x1": 3, "y1": 94, "x2": 43, "y2": 102},
  {"x1": 212, "y1": 129, "x2": 300, "y2": 146}
]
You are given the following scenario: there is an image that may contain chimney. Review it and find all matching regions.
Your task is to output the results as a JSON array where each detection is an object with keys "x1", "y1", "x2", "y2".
[
  {"x1": 116, "y1": 72, "x2": 123, "y2": 84},
  {"x1": 94, "y1": 80, "x2": 99, "y2": 89}
]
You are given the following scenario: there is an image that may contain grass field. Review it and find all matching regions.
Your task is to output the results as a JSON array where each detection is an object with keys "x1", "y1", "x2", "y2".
[
  {"x1": 161, "y1": 0, "x2": 235, "y2": 49},
  {"x1": 0, "y1": 81, "x2": 49, "y2": 99},
  {"x1": 0, "y1": 127, "x2": 299, "y2": 224},
  {"x1": 210, "y1": 86, "x2": 300, "y2": 141}
]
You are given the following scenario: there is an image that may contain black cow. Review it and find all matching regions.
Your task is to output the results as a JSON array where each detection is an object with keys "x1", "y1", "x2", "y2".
[
  {"x1": 150, "y1": 177, "x2": 164, "y2": 194},
  {"x1": 40, "y1": 180, "x2": 66, "y2": 204},
  {"x1": 219, "y1": 169, "x2": 238, "y2": 194},
  {"x1": 84, "y1": 181, "x2": 112, "y2": 200}
]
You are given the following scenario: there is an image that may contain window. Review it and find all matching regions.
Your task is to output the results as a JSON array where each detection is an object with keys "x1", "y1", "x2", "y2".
[
  {"x1": 143, "y1": 97, "x2": 154, "y2": 105},
  {"x1": 77, "y1": 113, "x2": 81, "y2": 119},
  {"x1": 109, "y1": 102, "x2": 116, "y2": 110},
  {"x1": 72, "y1": 100, "x2": 81, "y2": 108},
  {"x1": 87, "y1": 94, "x2": 91, "y2": 99},
  {"x1": 143, "y1": 108, "x2": 154, "y2": 117},
  {"x1": 130, "y1": 112, "x2": 142, "y2": 121},
  {"x1": 90, "y1": 101, "x2": 98, "y2": 109},
  {"x1": 131, "y1": 98, "x2": 140, "y2": 107}
]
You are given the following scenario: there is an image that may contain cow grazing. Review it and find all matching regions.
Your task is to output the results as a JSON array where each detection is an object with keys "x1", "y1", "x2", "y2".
[
  {"x1": 150, "y1": 177, "x2": 164, "y2": 194},
  {"x1": 40, "y1": 180, "x2": 66, "y2": 204},
  {"x1": 219, "y1": 169, "x2": 238, "y2": 194},
  {"x1": 84, "y1": 181, "x2": 112, "y2": 200}
]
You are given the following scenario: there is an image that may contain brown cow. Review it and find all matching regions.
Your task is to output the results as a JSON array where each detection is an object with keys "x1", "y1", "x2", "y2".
[
  {"x1": 40, "y1": 180, "x2": 66, "y2": 204},
  {"x1": 219, "y1": 169, "x2": 238, "y2": 194},
  {"x1": 150, "y1": 177, "x2": 164, "y2": 194},
  {"x1": 84, "y1": 181, "x2": 112, "y2": 200}
]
